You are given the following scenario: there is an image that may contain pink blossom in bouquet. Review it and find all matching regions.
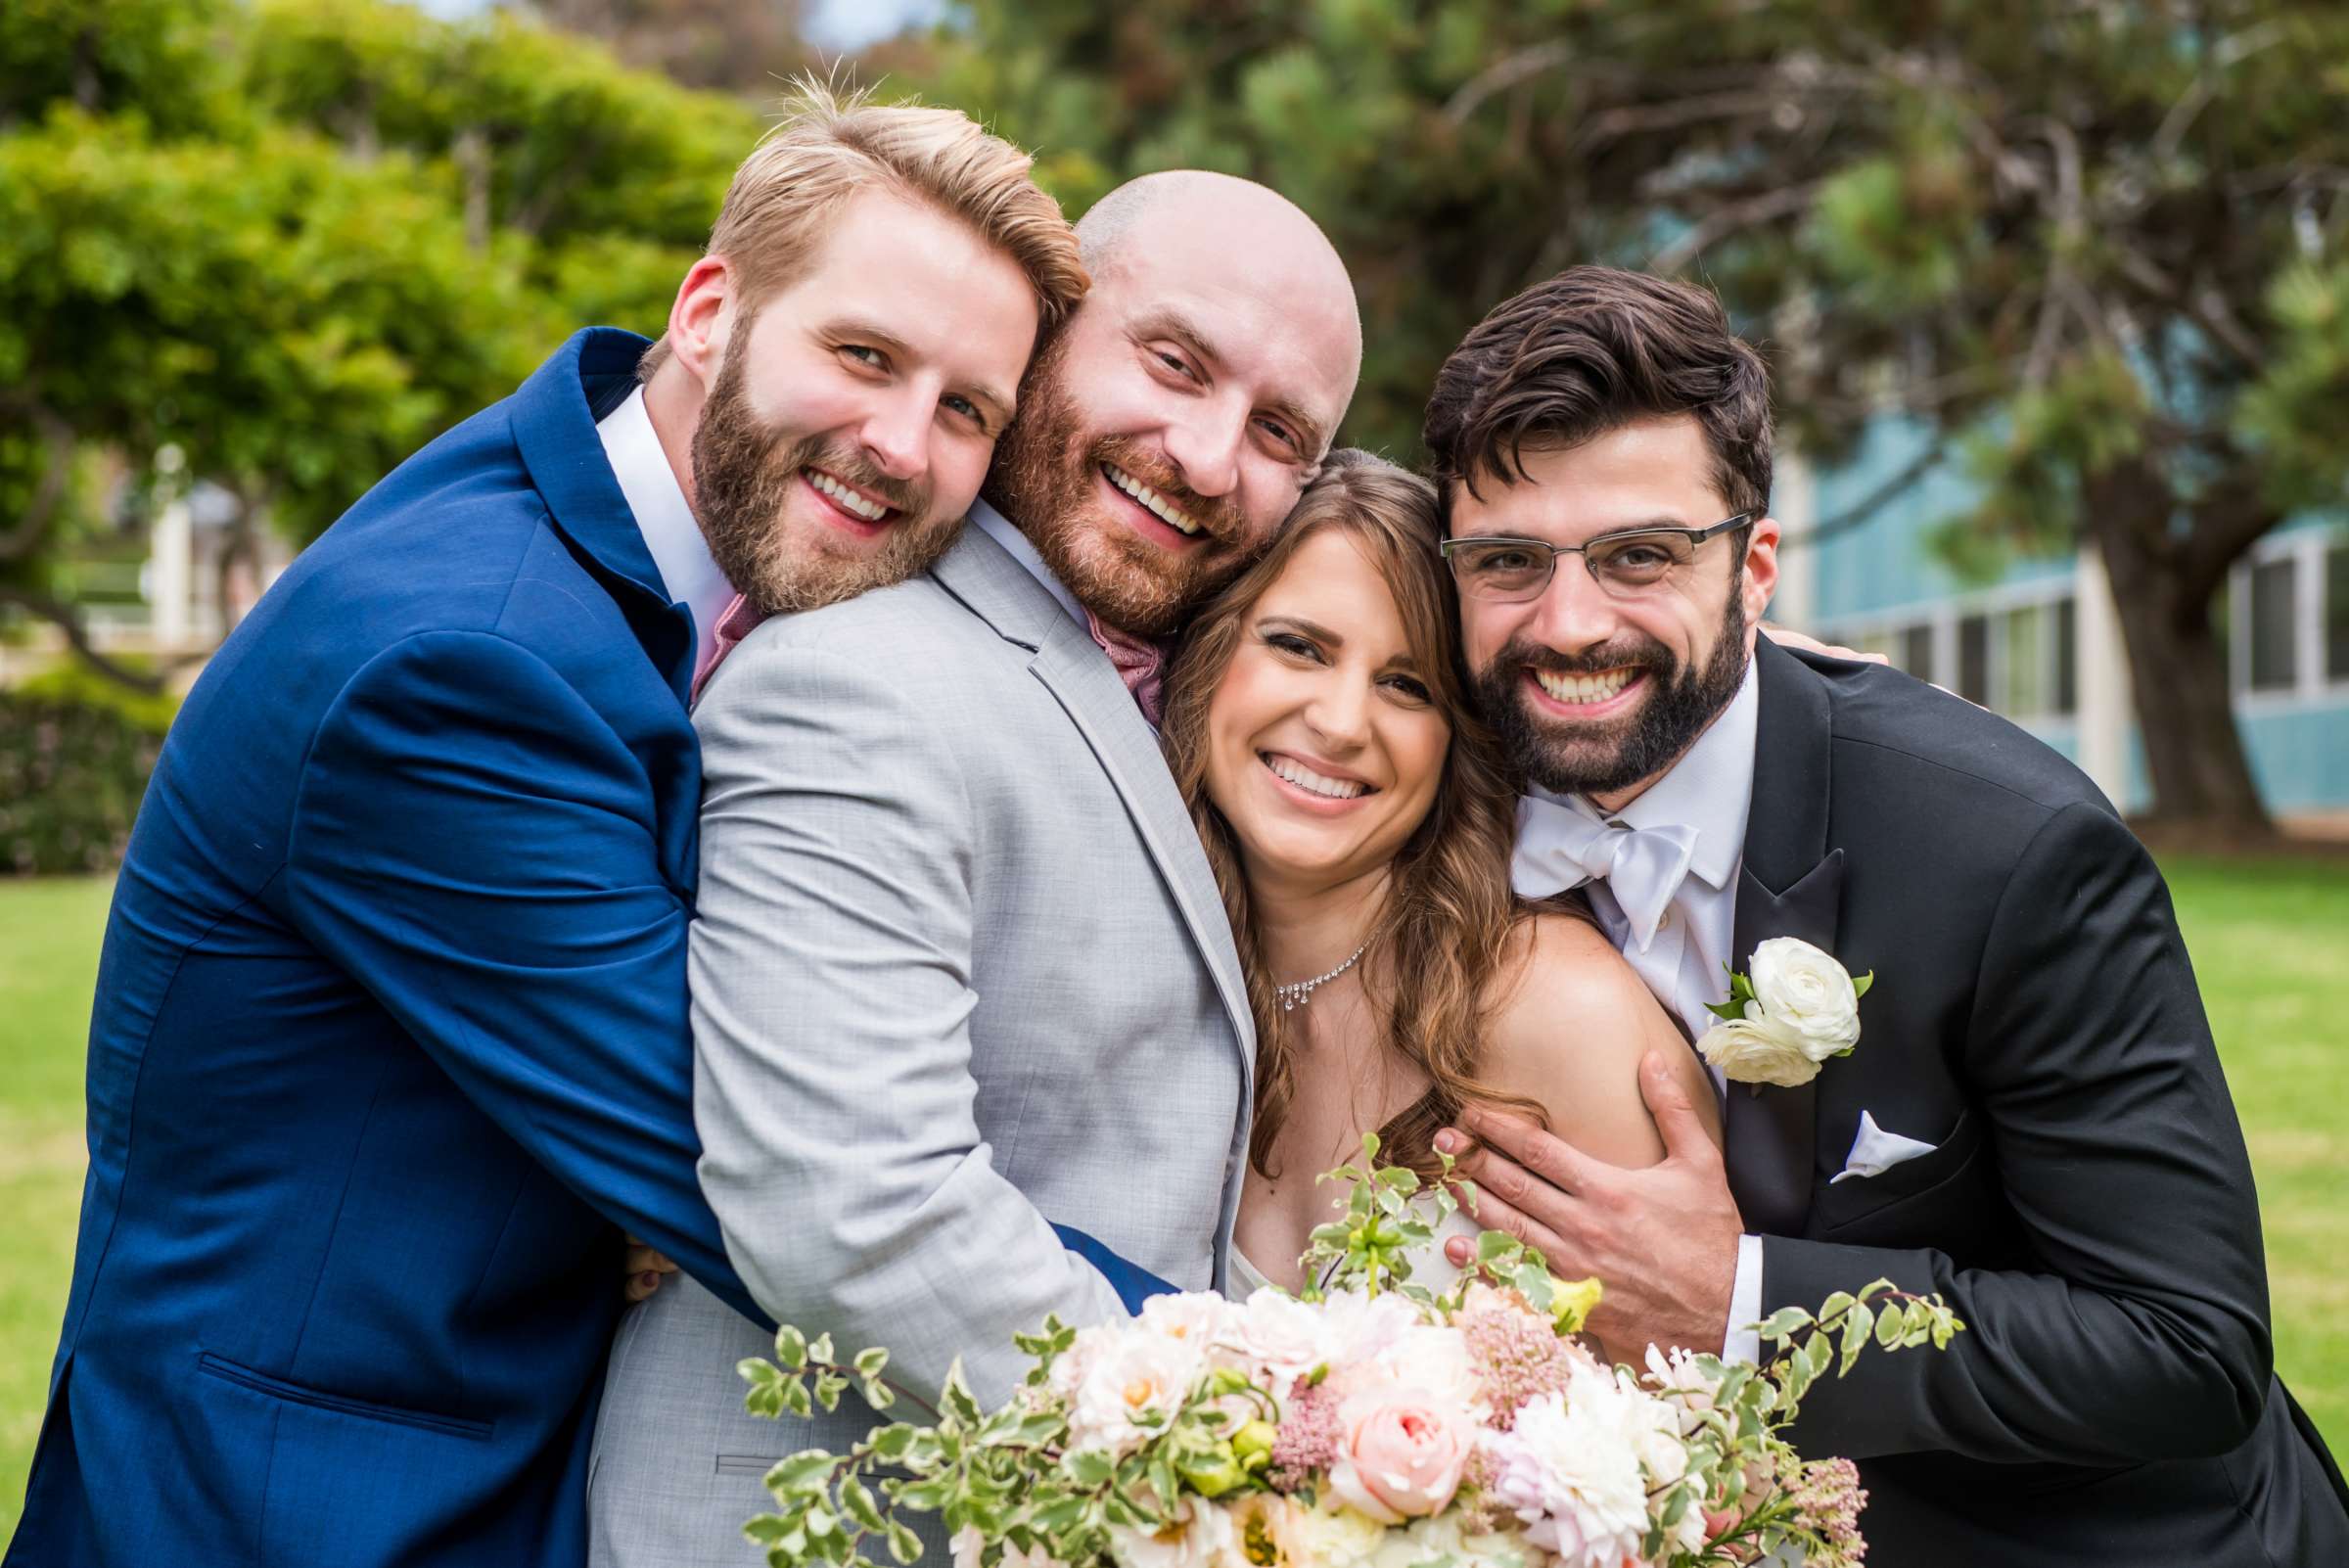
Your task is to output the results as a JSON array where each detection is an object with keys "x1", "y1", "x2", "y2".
[
  {"x1": 1325, "y1": 1384, "x2": 1478, "y2": 1523},
  {"x1": 1457, "y1": 1284, "x2": 1575, "y2": 1429}
]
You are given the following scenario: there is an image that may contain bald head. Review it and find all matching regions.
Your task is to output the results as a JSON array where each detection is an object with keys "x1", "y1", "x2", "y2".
[{"x1": 1076, "y1": 171, "x2": 1362, "y2": 409}]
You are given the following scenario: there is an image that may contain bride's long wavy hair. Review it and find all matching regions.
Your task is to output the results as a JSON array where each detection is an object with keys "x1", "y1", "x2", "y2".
[{"x1": 1159, "y1": 450, "x2": 1558, "y2": 1181}]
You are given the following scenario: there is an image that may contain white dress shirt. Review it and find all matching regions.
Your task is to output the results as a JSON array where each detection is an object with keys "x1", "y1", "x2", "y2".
[
  {"x1": 1514, "y1": 658, "x2": 1768, "y2": 1363},
  {"x1": 596, "y1": 386, "x2": 734, "y2": 665},
  {"x1": 969, "y1": 498, "x2": 1088, "y2": 630}
]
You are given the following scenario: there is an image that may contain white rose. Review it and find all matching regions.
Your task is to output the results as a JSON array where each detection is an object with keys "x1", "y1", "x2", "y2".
[
  {"x1": 1278, "y1": 1502, "x2": 1388, "y2": 1568},
  {"x1": 1108, "y1": 1496, "x2": 1234, "y2": 1568},
  {"x1": 1066, "y1": 1325, "x2": 1207, "y2": 1457},
  {"x1": 1747, "y1": 938, "x2": 1863, "y2": 1057},
  {"x1": 1695, "y1": 1013, "x2": 1824, "y2": 1088},
  {"x1": 1230, "y1": 1288, "x2": 1332, "y2": 1400},
  {"x1": 1140, "y1": 1291, "x2": 1240, "y2": 1352}
]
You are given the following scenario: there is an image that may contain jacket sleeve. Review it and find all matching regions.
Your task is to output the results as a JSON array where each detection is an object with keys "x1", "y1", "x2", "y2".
[
  {"x1": 1764, "y1": 800, "x2": 2272, "y2": 1464},
  {"x1": 283, "y1": 628, "x2": 764, "y2": 1325},
  {"x1": 687, "y1": 637, "x2": 1131, "y2": 1405}
]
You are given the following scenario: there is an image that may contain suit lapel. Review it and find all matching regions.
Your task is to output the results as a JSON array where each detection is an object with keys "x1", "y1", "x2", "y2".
[
  {"x1": 511, "y1": 327, "x2": 697, "y2": 707},
  {"x1": 929, "y1": 530, "x2": 1258, "y2": 1099},
  {"x1": 1723, "y1": 639, "x2": 1845, "y2": 1237}
]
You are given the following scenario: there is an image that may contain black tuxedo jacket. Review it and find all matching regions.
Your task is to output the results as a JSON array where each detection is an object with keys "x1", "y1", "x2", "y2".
[{"x1": 1724, "y1": 639, "x2": 2346, "y2": 1565}]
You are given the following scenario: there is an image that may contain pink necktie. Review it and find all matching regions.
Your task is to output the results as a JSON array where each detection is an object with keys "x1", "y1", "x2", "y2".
[
  {"x1": 1087, "y1": 611, "x2": 1168, "y2": 727},
  {"x1": 692, "y1": 592, "x2": 766, "y2": 704}
]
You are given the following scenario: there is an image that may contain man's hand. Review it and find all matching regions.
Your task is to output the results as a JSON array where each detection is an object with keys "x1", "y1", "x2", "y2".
[
  {"x1": 1440, "y1": 1053, "x2": 1743, "y2": 1364},
  {"x1": 623, "y1": 1235, "x2": 677, "y2": 1305},
  {"x1": 1760, "y1": 623, "x2": 1888, "y2": 664}
]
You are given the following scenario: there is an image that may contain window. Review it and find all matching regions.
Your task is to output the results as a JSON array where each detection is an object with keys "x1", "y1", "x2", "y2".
[
  {"x1": 2053, "y1": 595, "x2": 2078, "y2": 715},
  {"x1": 2328, "y1": 540, "x2": 2349, "y2": 683},
  {"x1": 1899, "y1": 623, "x2": 1935, "y2": 685},
  {"x1": 1958, "y1": 614, "x2": 1989, "y2": 706},
  {"x1": 2248, "y1": 555, "x2": 2298, "y2": 692},
  {"x1": 2000, "y1": 603, "x2": 2050, "y2": 715}
]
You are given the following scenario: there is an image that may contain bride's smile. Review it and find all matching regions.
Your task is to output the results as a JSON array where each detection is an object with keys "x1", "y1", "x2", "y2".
[{"x1": 1202, "y1": 527, "x2": 1450, "y2": 892}]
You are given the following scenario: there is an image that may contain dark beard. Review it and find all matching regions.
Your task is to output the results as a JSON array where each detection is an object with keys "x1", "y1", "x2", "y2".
[
  {"x1": 984, "y1": 330, "x2": 1250, "y2": 637},
  {"x1": 1472, "y1": 589, "x2": 1751, "y2": 798},
  {"x1": 690, "y1": 331, "x2": 951, "y2": 618}
]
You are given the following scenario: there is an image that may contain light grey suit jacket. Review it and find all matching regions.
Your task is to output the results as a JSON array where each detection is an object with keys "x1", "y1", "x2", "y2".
[{"x1": 587, "y1": 524, "x2": 1254, "y2": 1567}]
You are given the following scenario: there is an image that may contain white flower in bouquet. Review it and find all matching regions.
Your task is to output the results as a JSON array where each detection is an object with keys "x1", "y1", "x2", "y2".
[
  {"x1": 1485, "y1": 1360, "x2": 1681, "y2": 1568},
  {"x1": 1306, "y1": 1288, "x2": 1424, "y2": 1372},
  {"x1": 1230, "y1": 1288, "x2": 1333, "y2": 1401},
  {"x1": 1351, "y1": 1324, "x2": 1485, "y2": 1417},
  {"x1": 1107, "y1": 1493, "x2": 1233, "y2": 1568},
  {"x1": 1061, "y1": 1321, "x2": 1209, "y2": 1457},
  {"x1": 1364, "y1": 1514, "x2": 1536, "y2": 1568},
  {"x1": 1272, "y1": 1499, "x2": 1389, "y2": 1568},
  {"x1": 1139, "y1": 1290, "x2": 1241, "y2": 1351},
  {"x1": 1324, "y1": 1380, "x2": 1478, "y2": 1523},
  {"x1": 1220, "y1": 1492, "x2": 1303, "y2": 1568},
  {"x1": 1643, "y1": 1345, "x2": 1724, "y2": 1436}
]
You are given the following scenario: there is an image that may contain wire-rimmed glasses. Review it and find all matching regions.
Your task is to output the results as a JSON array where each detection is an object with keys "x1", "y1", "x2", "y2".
[{"x1": 1439, "y1": 513, "x2": 1754, "y2": 604}]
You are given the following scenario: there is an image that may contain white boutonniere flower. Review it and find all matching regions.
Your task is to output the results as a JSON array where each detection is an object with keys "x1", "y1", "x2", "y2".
[{"x1": 1696, "y1": 937, "x2": 1873, "y2": 1088}]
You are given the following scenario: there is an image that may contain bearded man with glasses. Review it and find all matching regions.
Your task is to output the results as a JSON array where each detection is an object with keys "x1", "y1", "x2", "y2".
[{"x1": 1420, "y1": 265, "x2": 2348, "y2": 1566}]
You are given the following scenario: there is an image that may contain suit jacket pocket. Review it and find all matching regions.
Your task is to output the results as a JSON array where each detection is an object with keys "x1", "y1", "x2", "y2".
[
  {"x1": 1814, "y1": 1106, "x2": 1986, "y2": 1234},
  {"x1": 197, "y1": 1352, "x2": 493, "y2": 1441}
]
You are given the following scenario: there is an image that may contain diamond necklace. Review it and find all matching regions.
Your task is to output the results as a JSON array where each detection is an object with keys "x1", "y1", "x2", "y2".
[{"x1": 1272, "y1": 940, "x2": 1370, "y2": 1012}]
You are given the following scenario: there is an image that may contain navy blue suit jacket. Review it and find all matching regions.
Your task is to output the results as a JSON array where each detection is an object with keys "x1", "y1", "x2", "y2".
[
  {"x1": 6, "y1": 329, "x2": 1166, "y2": 1568},
  {"x1": 6, "y1": 330, "x2": 759, "y2": 1567}
]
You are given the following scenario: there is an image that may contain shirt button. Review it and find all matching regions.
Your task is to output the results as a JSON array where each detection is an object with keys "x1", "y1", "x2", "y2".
[{"x1": 1659, "y1": 909, "x2": 1674, "y2": 931}]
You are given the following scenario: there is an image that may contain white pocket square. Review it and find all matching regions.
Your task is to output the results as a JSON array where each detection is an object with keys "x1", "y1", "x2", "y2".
[{"x1": 1830, "y1": 1110, "x2": 1939, "y2": 1184}]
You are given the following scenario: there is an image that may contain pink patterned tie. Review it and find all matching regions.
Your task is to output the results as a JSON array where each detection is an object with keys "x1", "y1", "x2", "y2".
[
  {"x1": 1086, "y1": 610, "x2": 1168, "y2": 726},
  {"x1": 691, "y1": 592, "x2": 766, "y2": 704}
]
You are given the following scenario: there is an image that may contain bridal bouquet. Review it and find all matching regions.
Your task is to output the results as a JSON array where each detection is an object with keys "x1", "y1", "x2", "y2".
[{"x1": 738, "y1": 1141, "x2": 1961, "y2": 1568}]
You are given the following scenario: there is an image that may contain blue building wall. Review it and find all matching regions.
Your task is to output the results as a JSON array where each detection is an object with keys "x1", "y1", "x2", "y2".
[{"x1": 1796, "y1": 421, "x2": 2349, "y2": 815}]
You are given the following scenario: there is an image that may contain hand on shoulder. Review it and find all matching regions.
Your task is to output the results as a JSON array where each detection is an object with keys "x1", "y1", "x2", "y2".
[{"x1": 1482, "y1": 910, "x2": 1722, "y2": 1168}]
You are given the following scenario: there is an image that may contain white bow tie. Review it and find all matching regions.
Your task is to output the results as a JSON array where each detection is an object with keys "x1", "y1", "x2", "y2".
[{"x1": 1511, "y1": 795, "x2": 1701, "y2": 953}]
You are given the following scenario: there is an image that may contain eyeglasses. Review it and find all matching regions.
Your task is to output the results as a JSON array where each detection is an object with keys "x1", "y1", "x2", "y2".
[{"x1": 1440, "y1": 513, "x2": 1753, "y2": 604}]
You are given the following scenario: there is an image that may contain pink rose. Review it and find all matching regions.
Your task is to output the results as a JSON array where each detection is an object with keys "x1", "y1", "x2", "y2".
[{"x1": 1325, "y1": 1389, "x2": 1474, "y2": 1523}]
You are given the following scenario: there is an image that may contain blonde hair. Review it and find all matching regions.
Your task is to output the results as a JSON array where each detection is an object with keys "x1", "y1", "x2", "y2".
[
  {"x1": 640, "y1": 78, "x2": 1086, "y2": 378},
  {"x1": 1159, "y1": 451, "x2": 1568, "y2": 1182}
]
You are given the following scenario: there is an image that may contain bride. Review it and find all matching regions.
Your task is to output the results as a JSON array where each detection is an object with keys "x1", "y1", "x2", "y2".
[{"x1": 1155, "y1": 450, "x2": 1719, "y2": 1295}]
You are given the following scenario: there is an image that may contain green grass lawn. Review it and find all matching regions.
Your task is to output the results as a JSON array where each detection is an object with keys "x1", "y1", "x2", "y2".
[{"x1": 1, "y1": 861, "x2": 2344, "y2": 1540}]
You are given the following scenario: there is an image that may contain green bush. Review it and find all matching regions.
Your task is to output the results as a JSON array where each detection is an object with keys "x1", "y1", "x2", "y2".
[{"x1": 0, "y1": 694, "x2": 163, "y2": 875}]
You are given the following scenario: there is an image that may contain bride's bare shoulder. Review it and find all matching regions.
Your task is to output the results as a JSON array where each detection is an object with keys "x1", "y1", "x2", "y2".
[
  {"x1": 1481, "y1": 911, "x2": 1716, "y2": 1164},
  {"x1": 1490, "y1": 910, "x2": 1654, "y2": 1033}
]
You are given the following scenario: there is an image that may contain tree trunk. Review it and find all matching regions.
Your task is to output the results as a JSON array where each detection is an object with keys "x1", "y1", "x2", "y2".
[{"x1": 2085, "y1": 461, "x2": 2274, "y2": 836}]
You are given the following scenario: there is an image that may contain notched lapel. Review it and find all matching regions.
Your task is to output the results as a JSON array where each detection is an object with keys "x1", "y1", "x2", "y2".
[
  {"x1": 1026, "y1": 619, "x2": 1257, "y2": 1096},
  {"x1": 1723, "y1": 641, "x2": 1846, "y2": 1238}
]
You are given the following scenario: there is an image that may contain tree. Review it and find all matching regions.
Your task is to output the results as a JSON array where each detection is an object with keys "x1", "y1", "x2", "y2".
[
  {"x1": 0, "y1": 0, "x2": 756, "y2": 684},
  {"x1": 893, "y1": 0, "x2": 2349, "y2": 831},
  {"x1": 524, "y1": 0, "x2": 818, "y2": 97}
]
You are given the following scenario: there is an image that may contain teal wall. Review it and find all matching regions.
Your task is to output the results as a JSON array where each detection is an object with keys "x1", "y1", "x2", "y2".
[
  {"x1": 1802, "y1": 421, "x2": 2349, "y2": 814},
  {"x1": 1804, "y1": 418, "x2": 2073, "y2": 621},
  {"x1": 2240, "y1": 701, "x2": 2349, "y2": 811}
]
